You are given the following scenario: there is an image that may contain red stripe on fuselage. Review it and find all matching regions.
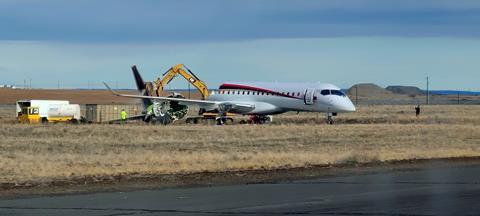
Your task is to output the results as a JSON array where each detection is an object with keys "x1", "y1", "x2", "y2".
[{"x1": 219, "y1": 83, "x2": 301, "y2": 100}]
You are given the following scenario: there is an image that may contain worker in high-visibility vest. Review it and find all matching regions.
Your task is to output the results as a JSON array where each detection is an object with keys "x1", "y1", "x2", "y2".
[{"x1": 121, "y1": 109, "x2": 127, "y2": 123}]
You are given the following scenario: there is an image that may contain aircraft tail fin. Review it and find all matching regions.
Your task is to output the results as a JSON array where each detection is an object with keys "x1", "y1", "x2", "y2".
[{"x1": 131, "y1": 65, "x2": 152, "y2": 109}]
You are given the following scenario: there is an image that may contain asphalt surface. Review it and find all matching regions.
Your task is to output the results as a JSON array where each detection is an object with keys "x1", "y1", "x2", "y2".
[{"x1": 1, "y1": 162, "x2": 480, "y2": 215}]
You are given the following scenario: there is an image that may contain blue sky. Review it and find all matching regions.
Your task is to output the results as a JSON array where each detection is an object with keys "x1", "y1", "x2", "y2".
[{"x1": 1, "y1": 0, "x2": 479, "y2": 90}]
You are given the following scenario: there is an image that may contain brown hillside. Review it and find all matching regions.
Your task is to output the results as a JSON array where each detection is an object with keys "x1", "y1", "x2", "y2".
[
  {"x1": 0, "y1": 89, "x2": 203, "y2": 105},
  {"x1": 386, "y1": 85, "x2": 424, "y2": 96},
  {"x1": 347, "y1": 83, "x2": 393, "y2": 97}
]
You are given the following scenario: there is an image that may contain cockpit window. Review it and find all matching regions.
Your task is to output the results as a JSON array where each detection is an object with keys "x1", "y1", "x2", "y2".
[
  {"x1": 331, "y1": 90, "x2": 345, "y2": 96},
  {"x1": 320, "y1": 90, "x2": 330, "y2": 95},
  {"x1": 321, "y1": 89, "x2": 345, "y2": 96}
]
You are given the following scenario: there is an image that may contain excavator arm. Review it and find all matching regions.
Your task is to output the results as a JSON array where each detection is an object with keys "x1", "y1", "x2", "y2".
[{"x1": 146, "y1": 64, "x2": 210, "y2": 100}]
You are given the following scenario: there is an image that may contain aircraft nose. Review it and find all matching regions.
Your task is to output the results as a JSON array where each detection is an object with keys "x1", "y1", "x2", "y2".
[
  {"x1": 338, "y1": 98, "x2": 356, "y2": 112},
  {"x1": 345, "y1": 100, "x2": 356, "y2": 112}
]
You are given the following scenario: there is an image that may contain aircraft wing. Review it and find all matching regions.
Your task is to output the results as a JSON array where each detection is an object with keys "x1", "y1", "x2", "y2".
[
  {"x1": 103, "y1": 83, "x2": 255, "y2": 113},
  {"x1": 103, "y1": 82, "x2": 218, "y2": 107},
  {"x1": 217, "y1": 102, "x2": 255, "y2": 113}
]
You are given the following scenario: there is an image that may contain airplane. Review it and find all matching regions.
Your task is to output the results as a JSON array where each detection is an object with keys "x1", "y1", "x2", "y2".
[{"x1": 104, "y1": 66, "x2": 356, "y2": 125}]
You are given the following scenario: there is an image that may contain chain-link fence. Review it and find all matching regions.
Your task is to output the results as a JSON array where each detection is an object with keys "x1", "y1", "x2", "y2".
[{"x1": 348, "y1": 94, "x2": 480, "y2": 105}]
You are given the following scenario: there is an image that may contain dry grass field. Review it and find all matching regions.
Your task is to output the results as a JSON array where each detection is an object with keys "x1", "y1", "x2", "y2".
[{"x1": 0, "y1": 105, "x2": 479, "y2": 185}]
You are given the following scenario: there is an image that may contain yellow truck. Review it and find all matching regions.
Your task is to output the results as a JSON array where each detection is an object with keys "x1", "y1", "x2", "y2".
[{"x1": 16, "y1": 100, "x2": 82, "y2": 124}]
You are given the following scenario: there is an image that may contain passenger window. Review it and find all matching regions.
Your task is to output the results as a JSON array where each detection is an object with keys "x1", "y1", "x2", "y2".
[
  {"x1": 297, "y1": 92, "x2": 300, "y2": 96},
  {"x1": 321, "y1": 90, "x2": 330, "y2": 95},
  {"x1": 242, "y1": 91, "x2": 245, "y2": 95},
  {"x1": 287, "y1": 92, "x2": 290, "y2": 96},
  {"x1": 247, "y1": 91, "x2": 250, "y2": 95}
]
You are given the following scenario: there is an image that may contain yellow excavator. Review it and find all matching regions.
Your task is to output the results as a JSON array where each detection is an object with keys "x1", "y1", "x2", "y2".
[
  {"x1": 144, "y1": 64, "x2": 209, "y2": 100},
  {"x1": 140, "y1": 64, "x2": 234, "y2": 124}
]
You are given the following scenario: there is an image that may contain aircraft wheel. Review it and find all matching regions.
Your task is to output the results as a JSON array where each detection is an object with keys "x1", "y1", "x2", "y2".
[
  {"x1": 216, "y1": 117, "x2": 226, "y2": 125},
  {"x1": 150, "y1": 118, "x2": 158, "y2": 125}
]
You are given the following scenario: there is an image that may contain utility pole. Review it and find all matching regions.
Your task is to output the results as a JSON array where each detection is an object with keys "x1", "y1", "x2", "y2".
[
  {"x1": 29, "y1": 79, "x2": 32, "y2": 89},
  {"x1": 23, "y1": 79, "x2": 26, "y2": 89},
  {"x1": 355, "y1": 85, "x2": 358, "y2": 105},
  {"x1": 57, "y1": 80, "x2": 60, "y2": 89},
  {"x1": 426, "y1": 76, "x2": 430, "y2": 105},
  {"x1": 458, "y1": 91, "x2": 460, "y2": 105},
  {"x1": 188, "y1": 82, "x2": 191, "y2": 99}
]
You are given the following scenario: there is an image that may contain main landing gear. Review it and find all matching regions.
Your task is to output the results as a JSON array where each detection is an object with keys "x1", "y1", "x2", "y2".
[
  {"x1": 215, "y1": 112, "x2": 229, "y2": 125},
  {"x1": 215, "y1": 116, "x2": 227, "y2": 125},
  {"x1": 250, "y1": 115, "x2": 273, "y2": 124},
  {"x1": 237, "y1": 115, "x2": 273, "y2": 125}
]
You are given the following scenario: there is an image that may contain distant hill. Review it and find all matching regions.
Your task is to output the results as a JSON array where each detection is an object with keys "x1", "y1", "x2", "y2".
[
  {"x1": 386, "y1": 85, "x2": 423, "y2": 96},
  {"x1": 347, "y1": 83, "x2": 393, "y2": 97}
]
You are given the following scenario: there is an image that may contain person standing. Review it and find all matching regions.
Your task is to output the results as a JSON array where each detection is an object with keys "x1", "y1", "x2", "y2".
[
  {"x1": 121, "y1": 109, "x2": 128, "y2": 123},
  {"x1": 415, "y1": 105, "x2": 421, "y2": 117}
]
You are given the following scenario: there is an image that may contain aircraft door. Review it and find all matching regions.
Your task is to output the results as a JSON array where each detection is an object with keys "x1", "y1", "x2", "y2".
[{"x1": 304, "y1": 88, "x2": 315, "y2": 105}]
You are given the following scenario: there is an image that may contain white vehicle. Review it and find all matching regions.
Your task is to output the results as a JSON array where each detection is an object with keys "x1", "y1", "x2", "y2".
[
  {"x1": 104, "y1": 67, "x2": 356, "y2": 125},
  {"x1": 16, "y1": 100, "x2": 82, "y2": 123}
]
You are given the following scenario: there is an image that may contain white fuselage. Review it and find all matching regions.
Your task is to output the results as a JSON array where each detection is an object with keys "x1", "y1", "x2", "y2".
[{"x1": 206, "y1": 82, "x2": 356, "y2": 115}]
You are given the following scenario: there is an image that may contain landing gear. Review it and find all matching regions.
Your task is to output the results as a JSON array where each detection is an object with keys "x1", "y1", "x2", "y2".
[
  {"x1": 245, "y1": 115, "x2": 273, "y2": 124},
  {"x1": 214, "y1": 113, "x2": 234, "y2": 125},
  {"x1": 215, "y1": 117, "x2": 227, "y2": 125},
  {"x1": 216, "y1": 112, "x2": 227, "y2": 125},
  {"x1": 326, "y1": 112, "x2": 337, "y2": 125},
  {"x1": 151, "y1": 115, "x2": 173, "y2": 125}
]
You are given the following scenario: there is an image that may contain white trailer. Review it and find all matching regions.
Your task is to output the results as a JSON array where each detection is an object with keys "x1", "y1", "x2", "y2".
[{"x1": 16, "y1": 100, "x2": 82, "y2": 123}]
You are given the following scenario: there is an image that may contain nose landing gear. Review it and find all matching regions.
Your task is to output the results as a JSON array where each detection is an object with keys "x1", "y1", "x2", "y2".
[{"x1": 326, "y1": 112, "x2": 337, "y2": 125}]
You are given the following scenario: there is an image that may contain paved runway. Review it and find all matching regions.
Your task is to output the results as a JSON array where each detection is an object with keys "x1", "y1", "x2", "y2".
[{"x1": 1, "y1": 161, "x2": 480, "y2": 215}]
